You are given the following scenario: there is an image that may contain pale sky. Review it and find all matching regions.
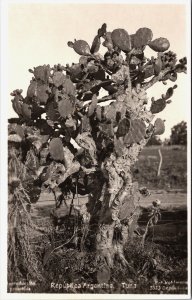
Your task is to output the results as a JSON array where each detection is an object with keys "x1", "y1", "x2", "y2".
[{"x1": 7, "y1": 2, "x2": 189, "y2": 140}]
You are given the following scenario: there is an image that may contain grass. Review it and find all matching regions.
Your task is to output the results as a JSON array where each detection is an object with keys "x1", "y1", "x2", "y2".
[{"x1": 133, "y1": 145, "x2": 187, "y2": 189}]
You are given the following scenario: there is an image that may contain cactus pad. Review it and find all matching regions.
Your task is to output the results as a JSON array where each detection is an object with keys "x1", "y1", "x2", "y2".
[
  {"x1": 111, "y1": 29, "x2": 131, "y2": 52},
  {"x1": 104, "y1": 102, "x2": 117, "y2": 122},
  {"x1": 96, "y1": 105, "x2": 102, "y2": 121},
  {"x1": 116, "y1": 118, "x2": 130, "y2": 138},
  {"x1": 88, "y1": 95, "x2": 98, "y2": 117},
  {"x1": 114, "y1": 135, "x2": 125, "y2": 157},
  {"x1": 33, "y1": 65, "x2": 50, "y2": 82},
  {"x1": 11, "y1": 98, "x2": 23, "y2": 116},
  {"x1": 49, "y1": 138, "x2": 64, "y2": 161},
  {"x1": 22, "y1": 103, "x2": 32, "y2": 119},
  {"x1": 36, "y1": 83, "x2": 49, "y2": 104},
  {"x1": 165, "y1": 85, "x2": 177, "y2": 100},
  {"x1": 52, "y1": 72, "x2": 66, "y2": 87},
  {"x1": 124, "y1": 119, "x2": 146, "y2": 145},
  {"x1": 73, "y1": 40, "x2": 91, "y2": 56},
  {"x1": 148, "y1": 38, "x2": 170, "y2": 52},
  {"x1": 46, "y1": 102, "x2": 60, "y2": 121},
  {"x1": 150, "y1": 98, "x2": 166, "y2": 114},
  {"x1": 63, "y1": 77, "x2": 76, "y2": 96},
  {"x1": 97, "y1": 23, "x2": 107, "y2": 38},
  {"x1": 154, "y1": 118, "x2": 165, "y2": 135},
  {"x1": 81, "y1": 115, "x2": 91, "y2": 132},
  {"x1": 8, "y1": 124, "x2": 25, "y2": 138},
  {"x1": 90, "y1": 35, "x2": 101, "y2": 54},
  {"x1": 99, "y1": 123, "x2": 114, "y2": 137},
  {"x1": 102, "y1": 32, "x2": 114, "y2": 50},
  {"x1": 154, "y1": 58, "x2": 163, "y2": 75},
  {"x1": 27, "y1": 80, "x2": 37, "y2": 98},
  {"x1": 132, "y1": 27, "x2": 153, "y2": 48},
  {"x1": 58, "y1": 98, "x2": 74, "y2": 118},
  {"x1": 143, "y1": 65, "x2": 155, "y2": 79}
]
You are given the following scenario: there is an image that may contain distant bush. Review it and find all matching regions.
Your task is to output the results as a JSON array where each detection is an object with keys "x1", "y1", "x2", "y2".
[
  {"x1": 146, "y1": 135, "x2": 162, "y2": 146},
  {"x1": 170, "y1": 121, "x2": 187, "y2": 145}
]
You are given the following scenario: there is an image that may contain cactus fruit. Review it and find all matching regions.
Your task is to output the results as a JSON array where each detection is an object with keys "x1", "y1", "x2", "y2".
[
  {"x1": 154, "y1": 118, "x2": 165, "y2": 135},
  {"x1": 49, "y1": 138, "x2": 64, "y2": 161},
  {"x1": 58, "y1": 98, "x2": 74, "y2": 118},
  {"x1": 90, "y1": 35, "x2": 101, "y2": 54},
  {"x1": 52, "y1": 72, "x2": 66, "y2": 87},
  {"x1": 68, "y1": 40, "x2": 91, "y2": 56},
  {"x1": 111, "y1": 29, "x2": 131, "y2": 52},
  {"x1": 150, "y1": 98, "x2": 166, "y2": 114},
  {"x1": 124, "y1": 119, "x2": 146, "y2": 145},
  {"x1": 132, "y1": 27, "x2": 153, "y2": 48},
  {"x1": 148, "y1": 38, "x2": 170, "y2": 52},
  {"x1": 116, "y1": 118, "x2": 130, "y2": 138}
]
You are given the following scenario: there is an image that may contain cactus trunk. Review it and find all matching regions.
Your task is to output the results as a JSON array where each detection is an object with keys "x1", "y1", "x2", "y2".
[{"x1": 91, "y1": 146, "x2": 142, "y2": 269}]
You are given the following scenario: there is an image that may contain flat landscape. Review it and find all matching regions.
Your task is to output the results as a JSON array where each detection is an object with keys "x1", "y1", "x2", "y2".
[{"x1": 133, "y1": 145, "x2": 187, "y2": 190}]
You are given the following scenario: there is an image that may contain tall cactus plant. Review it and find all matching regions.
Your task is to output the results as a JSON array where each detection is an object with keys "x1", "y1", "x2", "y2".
[{"x1": 8, "y1": 24, "x2": 187, "y2": 277}]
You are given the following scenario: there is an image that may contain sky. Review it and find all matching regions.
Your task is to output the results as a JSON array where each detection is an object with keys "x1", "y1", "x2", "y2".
[{"x1": 6, "y1": 2, "x2": 189, "y2": 140}]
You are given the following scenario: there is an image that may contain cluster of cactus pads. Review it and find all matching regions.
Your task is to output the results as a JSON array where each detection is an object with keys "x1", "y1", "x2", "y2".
[
  {"x1": 8, "y1": 23, "x2": 187, "y2": 283},
  {"x1": 10, "y1": 24, "x2": 186, "y2": 164}
]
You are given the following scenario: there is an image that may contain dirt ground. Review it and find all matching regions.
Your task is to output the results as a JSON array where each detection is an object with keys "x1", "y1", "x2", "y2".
[{"x1": 35, "y1": 190, "x2": 187, "y2": 210}]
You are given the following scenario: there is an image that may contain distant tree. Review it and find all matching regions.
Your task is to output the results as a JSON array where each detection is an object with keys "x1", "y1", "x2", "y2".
[
  {"x1": 163, "y1": 138, "x2": 171, "y2": 146},
  {"x1": 146, "y1": 134, "x2": 162, "y2": 146},
  {"x1": 170, "y1": 121, "x2": 187, "y2": 145}
]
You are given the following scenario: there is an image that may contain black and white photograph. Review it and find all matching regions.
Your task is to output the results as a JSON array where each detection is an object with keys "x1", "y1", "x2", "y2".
[{"x1": 0, "y1": 0, "x2": 191, "y2": 299}]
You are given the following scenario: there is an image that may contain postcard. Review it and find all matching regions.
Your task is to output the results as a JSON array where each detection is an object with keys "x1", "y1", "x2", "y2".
[{"x1": 0, "y1": 0, "x2": 191, "y2": 299}]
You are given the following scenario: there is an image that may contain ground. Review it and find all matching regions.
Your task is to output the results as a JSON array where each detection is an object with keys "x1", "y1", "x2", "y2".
[{"x1": 8, "y1": 145, "x2": 188, "y2": 294}]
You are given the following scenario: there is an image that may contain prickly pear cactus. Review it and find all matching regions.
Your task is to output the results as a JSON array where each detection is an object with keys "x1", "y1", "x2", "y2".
[{"x1": 9, "y1": 23, "x2": 187, "y2": 281}]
